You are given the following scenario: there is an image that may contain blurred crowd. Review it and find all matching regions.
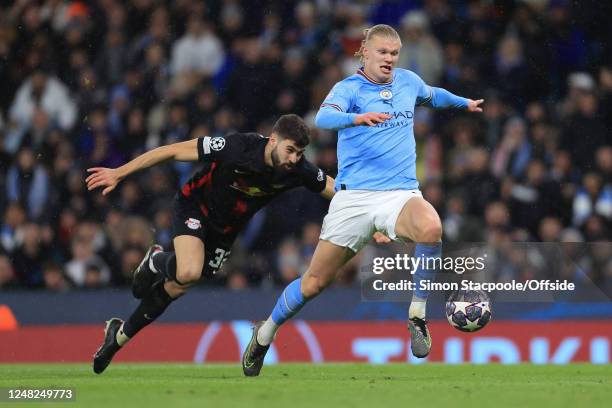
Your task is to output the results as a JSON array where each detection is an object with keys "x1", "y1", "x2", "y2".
[{"x1": 0, "y1": 0, "x2": 610, "y2": 292}]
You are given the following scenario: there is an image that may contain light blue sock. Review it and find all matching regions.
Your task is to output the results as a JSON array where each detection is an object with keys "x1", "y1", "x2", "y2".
[
  {"x1": 271, "y1": 278, "x2": 307, "y2": 325},
  {"x1": 413, "y1": 242, "x2": 442, "y2": 299}
]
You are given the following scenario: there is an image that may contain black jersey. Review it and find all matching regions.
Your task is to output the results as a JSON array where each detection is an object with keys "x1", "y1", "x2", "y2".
[{"x1": 180, "y1": 132, "x2": 327, "y2": 235}]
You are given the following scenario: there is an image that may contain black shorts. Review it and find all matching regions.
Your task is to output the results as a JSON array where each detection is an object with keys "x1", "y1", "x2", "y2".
[{"x1": 172, "y1": 194, "x2": 236, "y2": 278}]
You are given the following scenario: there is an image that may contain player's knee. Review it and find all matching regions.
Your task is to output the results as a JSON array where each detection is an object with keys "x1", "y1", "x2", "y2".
[
  {"x1": 164, "y1": 280, "x2": 192, "y2": 298},
  {"x1": 301, "y1": 274, "x2": 329, "y2": 299},
  {"x1": 417, "y1": 220, "x2": 442, "y2": 243},
  {"x1": 175, "y1": 264, "x2": 202, "y2": 285}
]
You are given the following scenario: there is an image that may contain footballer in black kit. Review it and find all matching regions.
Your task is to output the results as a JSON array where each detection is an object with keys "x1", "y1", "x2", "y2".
[
  {"x1": 86, "y1": 114, "x2": 336, "y2": 374},
  {"x1": 176, "y1": 131, "x2": 328, "y2": 278}
]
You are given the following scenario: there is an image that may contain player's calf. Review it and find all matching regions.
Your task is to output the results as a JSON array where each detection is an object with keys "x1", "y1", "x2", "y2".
[
  {"x1": 116, "y1": 281, "x2": 177, "y2": 347},
  {"x1": 256, "y1": 241, "x2": 351, "y2": 348}
]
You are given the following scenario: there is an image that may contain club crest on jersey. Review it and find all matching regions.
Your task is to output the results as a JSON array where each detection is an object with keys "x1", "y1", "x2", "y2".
[
  {"x1": 210, "y1": 137, "x2": 226, "y2": 151},
  {"x1": 185, "y1": 218, "x2": 202, "y2": 230},
  {"x1": 317, "y1": 169, "x2": 324, "y2": 182},
  {"x1": 380, "y1": 89, "x2": 393, "y2": 100}
]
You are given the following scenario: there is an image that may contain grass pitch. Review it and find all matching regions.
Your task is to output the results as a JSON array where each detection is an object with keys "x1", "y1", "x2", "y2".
[{"x1": 1, "y1": 363, "x2": 610, "y2": 408}]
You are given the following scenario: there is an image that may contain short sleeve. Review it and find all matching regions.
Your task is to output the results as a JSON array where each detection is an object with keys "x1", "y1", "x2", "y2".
[
  {"x1": 197, "y1": 134, "x2": 244, "y2": 162},
  {"x1": 297, "y1": 159, "x2": 327, "y2": 192},
  {"x1": 320, "y1": 82, "x2": 353, "y2": 112}
]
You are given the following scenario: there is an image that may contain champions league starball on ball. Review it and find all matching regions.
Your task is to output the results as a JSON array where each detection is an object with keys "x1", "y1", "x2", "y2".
[{"x1": 445, "y1": 289, "x2": 492, "y2": 332}]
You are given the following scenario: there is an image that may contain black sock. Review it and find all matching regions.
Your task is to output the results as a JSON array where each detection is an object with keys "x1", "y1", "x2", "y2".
[
  {"x1": 122, "y1": 282, "x2": 174, "y2": 339},
  {"x1": 152, "y1": 251, "x2": 181, "y2": 283}
]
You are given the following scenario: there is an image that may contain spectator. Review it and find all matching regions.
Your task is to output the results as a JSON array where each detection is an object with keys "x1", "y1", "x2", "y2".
[
  {"x1": 398, "y1": 10, "x2": 444, "y2": 85},
  {"x1": 287, "y1": 1, "x2": 328, "y2": 54},
  {"x1": 43, "y1": 262, "x2": 71, "y2": 292},
  {"x1": 459, "y1": 148, "x2": 498, "y2": 217},
  {"x1": 442, "y1": 195, "x2": 483, "y2": 243},
  {"x1": 11, "y1": 222, "x2": 49, "y2": 287},
  {"x1": 117, "y1": 246, "x2": 144, "y2": 285},
  {"x1": 170, "y1": 16, "x2": 225, "y2": 95},
  {"x1": 491, "y1": 117, "x2": 532, "y2": 179},
  {"x1": 276, "y1": 48, "x2": 311, "y2": 116},
  {"x1": 484, "y1": 201, "x2": 512, "y2": 242},
  {"x1": 62, "y1": 220, "x2": 111, "y2": 285},
  {"x1": 573, "y1": 173, "x2": 612, "y2": 226},
  {"x1": 539, "y1": 217, "x2": 563, "y2": 242},
  {"x1": 227, "y1": 268, "x2": 249, "y2": 290},
  {"x1": 599, "y1": 65, "x2": 612, "y2": 130},
  {"x1": 0, "y1": 253, "x2": 17, "y2": 289},
  {"x1": 226, "y1": 38, "x2": 280, "y2": 129},
  {"x1": 561, "y1": 89, "x2": 607, "y2": 171},
  {"x1": 276, "y1": 239, "x2": 304, "y2": 285},
  {"x1": 94, "y1": 29, "x2": 128, "y2": 87},
  {"x1": 495, "y1": 34, "x2": 528, "y2": 108},
  {"x1": 6, "y1": 147, "x2": 49, "y2": 219},
  {"x1": 8, "y1": 68, "x2": 77, "y2": 136},
  {"x1": 509, "y1": 159, "x2": 563, "y2": 235},
  {"x1": 595, "y1": 146, "x2": 612, "y2": 182}
]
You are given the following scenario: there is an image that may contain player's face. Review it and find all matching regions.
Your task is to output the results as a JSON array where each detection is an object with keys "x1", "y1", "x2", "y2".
[
  {"x1": 271, "y1": 139, "x2": 305, "y2": 171},
  {"x1": 363, "y1": 35, "x2": 401, "y2": 82}
]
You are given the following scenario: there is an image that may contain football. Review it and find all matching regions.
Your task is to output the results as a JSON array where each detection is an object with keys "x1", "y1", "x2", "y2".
[{"x1": 445, "y1": 289, "x2": 492, "y2": 332}]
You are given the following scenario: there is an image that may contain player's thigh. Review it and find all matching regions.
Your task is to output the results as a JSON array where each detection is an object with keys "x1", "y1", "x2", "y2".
[
  {"x1": 320, "y1": 190, "x2": 376, "y2": 252},
  {"x1": 394, "y1": 197, "x2": 442, "y2": 243},
  {"x1": 173, "y1": 234, "x2": 205, "y2": 282},
  {"x1": 301, "y1": 239, "x2": 355, "y2": 298}
]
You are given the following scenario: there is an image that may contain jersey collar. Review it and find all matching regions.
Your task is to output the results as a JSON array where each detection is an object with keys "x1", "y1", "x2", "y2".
[{"x1": 356, "y1": 67, "x2": 394, "y2": 85}]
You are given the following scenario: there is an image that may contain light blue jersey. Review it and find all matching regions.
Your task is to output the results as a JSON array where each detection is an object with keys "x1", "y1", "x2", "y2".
[{"x1": 316, "y1": 68, "x2": 468, "y2": 191}]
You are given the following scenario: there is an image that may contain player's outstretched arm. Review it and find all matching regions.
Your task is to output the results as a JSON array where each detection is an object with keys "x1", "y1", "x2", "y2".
[
  {"x1": 86, "y1": 138, "x2": 199, "y2": 195},
  {"x1": 422, "y1": 86, "x2": 484, "y2": 112}
]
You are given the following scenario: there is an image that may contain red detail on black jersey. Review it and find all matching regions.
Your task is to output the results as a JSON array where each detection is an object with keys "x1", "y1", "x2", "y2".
[
  {"x1": 182, "y1": 162, "x2": 217, "y2": 198},
  {"x1": 199, "y1": 204, "x2": 209, "y2": 217},
  {"x1": 178, "y1": 132, "x2": 326, "y2": 238},
  {"x1": 231, "y1": 199, "x2": 248, "y2": 215},
  {"x1": 181, "y1": 183, "x2": 191, "y2": 197}
]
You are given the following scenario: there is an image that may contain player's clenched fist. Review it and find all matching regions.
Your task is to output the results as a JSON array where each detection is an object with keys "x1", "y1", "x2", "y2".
[
  {"x1": 354, "y1": 112, "x2": 392, "y2": 126},
  {"x1": 86, "y1": 167, "x2": 122, "y2": 195}
]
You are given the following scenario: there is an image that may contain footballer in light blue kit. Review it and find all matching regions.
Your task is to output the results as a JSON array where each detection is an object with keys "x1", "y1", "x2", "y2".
[{"x1": 243, "y1": 24, "x2": 484, "y2": 376}]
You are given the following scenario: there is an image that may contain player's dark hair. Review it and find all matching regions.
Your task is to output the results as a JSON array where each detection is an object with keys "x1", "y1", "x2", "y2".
[{"x1": 272, "y1": 114, "x2": 310, "y2": 148}]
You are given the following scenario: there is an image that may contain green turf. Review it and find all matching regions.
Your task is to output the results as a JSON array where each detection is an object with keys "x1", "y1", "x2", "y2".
[{"x1": 0, "y1": 363, "x2": 610, "y2": 408}]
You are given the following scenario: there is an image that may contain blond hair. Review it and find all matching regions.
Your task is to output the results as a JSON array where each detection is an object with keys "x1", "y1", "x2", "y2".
[{"x1": 354, "y1": 24, "x2": 401, "y2": 63}]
